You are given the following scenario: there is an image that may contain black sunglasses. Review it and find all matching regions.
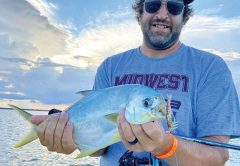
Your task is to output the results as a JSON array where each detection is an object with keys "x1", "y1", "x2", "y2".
[{"x1": 144, "y1": 0, "x2": 184, "y2": 15}]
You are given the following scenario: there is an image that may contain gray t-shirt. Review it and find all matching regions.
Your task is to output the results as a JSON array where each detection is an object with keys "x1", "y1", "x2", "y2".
[{"x1": 93, "y1": 44, "x2": 240, "y2": 166}]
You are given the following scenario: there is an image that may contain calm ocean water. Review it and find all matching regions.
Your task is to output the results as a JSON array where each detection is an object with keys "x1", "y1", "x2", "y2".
[{"x1": 0, "y1": 109, "x2": 239, "y2": 166}]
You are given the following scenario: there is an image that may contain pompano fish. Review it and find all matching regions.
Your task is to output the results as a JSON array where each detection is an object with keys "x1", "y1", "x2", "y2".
[{"x1": 9, "y1": 84, "x2": 174, "y2": 158}]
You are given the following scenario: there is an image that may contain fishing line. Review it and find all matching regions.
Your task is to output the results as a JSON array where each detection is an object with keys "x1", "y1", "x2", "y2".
[{"x1": 175, "y1": 135, "x2": 240, "y2": 151}]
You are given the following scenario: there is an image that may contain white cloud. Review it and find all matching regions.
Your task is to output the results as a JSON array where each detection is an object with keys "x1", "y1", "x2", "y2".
[
  {"x1": 185, "y1": 15, "x2": 240, "y2": 32},
  {"x1": 0, "y1": 0, "x2": 69, "y2": 60},
  {"x1": 26, "y1": 0, "x2": 57, "y2": 20},
  {"x1": 52, "y1": 14, "x2": 240, "y2": 69},
  {"x1": 52, "y1": 21, "x2": 142, "y2": 68},
  {"x1": 182, "y1": 15, "x2": 240, "y2": 53},
  {"x1": 0, "y1": 91, "x2": 25, "y2": 96},
  {"x1": 197, "y1": 5, "x2": 223, "y2": 16},
  {"x1": 5, "y1": 84, "x2": 14, "y2": 89},
  {"x1": 54, "y1": 67, "x2": 64, "y2": 74}
]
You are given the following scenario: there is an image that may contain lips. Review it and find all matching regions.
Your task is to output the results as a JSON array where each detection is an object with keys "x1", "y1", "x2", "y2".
[
  {"x1": 151, "y1": 22, "x2": 171, "y2": 34},
  {"x1": 152, "y1": 23, "x2": 170, "y2": 29}
]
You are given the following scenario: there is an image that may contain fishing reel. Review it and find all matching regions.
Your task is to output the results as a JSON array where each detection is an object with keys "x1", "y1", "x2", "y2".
[{"x1": 118, "y1": 150, "x2": 153, "y2": 166}]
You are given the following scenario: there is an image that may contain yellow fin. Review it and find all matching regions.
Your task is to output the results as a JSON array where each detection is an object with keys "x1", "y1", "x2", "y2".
[
  {"x1": 75, "y1": 131, "x2": 121, "y2": 159},
  {"x1": 104, "y1": 113, "x2": 118, "y2": 124},
  {"x1": 9, "y1": 104, "x2": 38, "y2": 148},
  {"x1": 9, "y1": 104, "x2": 32, "y2": 121},
  {"x1": 74, "y1": 149, "x2": 98, "y2": 159},
  {"x1": 14, "y1": 129, "x2": 38, "y2": 148},
  {"x1": 101, "y1": 130, "x2": 121, "y2": 150}
]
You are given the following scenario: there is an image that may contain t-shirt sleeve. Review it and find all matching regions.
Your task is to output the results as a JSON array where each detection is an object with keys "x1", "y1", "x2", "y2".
[
  {"x1": 196, "y1": 57, "x2": 240, "y2": 138},
  {"x1": 93, "y1": 58, "x2": 112, "y2": 90}
]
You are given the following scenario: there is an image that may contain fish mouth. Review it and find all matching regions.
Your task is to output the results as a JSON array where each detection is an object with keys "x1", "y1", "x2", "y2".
[{"x1": 151, "y1": 103, "x2": 166, "y2": 119}]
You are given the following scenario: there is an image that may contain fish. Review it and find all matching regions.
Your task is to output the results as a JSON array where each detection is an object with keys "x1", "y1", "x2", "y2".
[{"x1": 9, "y1": 84, "x2": 173, "y2": 158}]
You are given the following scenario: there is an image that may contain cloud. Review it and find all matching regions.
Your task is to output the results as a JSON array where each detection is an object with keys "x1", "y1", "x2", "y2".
[
  {"x1": 182, "y1": 15, "x2": 240, "y2": 53},
  {"x1": 202, "y1": 49, "x2": 240, "y2": 61},
  {"x1": 26, "y1": 0, "x2": 58, "y2": 21},
  {"x1": 0, "y1": 0, "x2": 69, "y2": 60},
  {"x1": 52, "y1": 21, "x2": 142, "y2": 68},
  {"x1": 0, "y1": 2, "x2": 239, "y2": 108},
  {"x1": 197, "y1": 5, "x2": 223, "y2": 16},
  {"x1": 52, "y1": 14, "x2": 240, "y2": 69},
  {"x1": 0, "y1": 57, "x2": 96, "y2": 106}
]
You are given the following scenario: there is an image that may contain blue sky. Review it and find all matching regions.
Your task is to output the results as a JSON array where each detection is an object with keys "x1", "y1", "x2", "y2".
[{"x1": 0, "y1": 0, "x2": 239, "y2": 109}]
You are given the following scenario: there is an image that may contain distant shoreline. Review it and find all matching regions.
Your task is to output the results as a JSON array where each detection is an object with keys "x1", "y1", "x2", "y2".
[{"x1": 0, "y1": 107, "x2": 49, "y2": 111}]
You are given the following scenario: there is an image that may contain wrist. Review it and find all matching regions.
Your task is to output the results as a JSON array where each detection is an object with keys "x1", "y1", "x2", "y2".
[{"x1": 153, "y1": 132, "x2": 178, "y2": 159}]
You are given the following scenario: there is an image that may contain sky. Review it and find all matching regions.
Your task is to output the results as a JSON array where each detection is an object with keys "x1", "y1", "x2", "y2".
[{"x1": 0, "y1": 0, "x2": 239, "y2": 110}]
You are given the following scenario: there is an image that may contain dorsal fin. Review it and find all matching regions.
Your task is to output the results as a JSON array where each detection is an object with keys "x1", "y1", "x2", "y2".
[{"x1": 76, "y1": 90, "x2": 93, "y2": 98}]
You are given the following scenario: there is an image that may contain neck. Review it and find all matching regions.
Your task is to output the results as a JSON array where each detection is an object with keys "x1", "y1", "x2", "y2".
[{"x1": 140, "y1": 41, "x2": 181, "y2": 58}]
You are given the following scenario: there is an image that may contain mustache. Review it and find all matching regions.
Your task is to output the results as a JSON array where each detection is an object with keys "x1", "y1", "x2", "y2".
[{"x1": 151, "y1": 18, "x2": 171, "y2": 25}]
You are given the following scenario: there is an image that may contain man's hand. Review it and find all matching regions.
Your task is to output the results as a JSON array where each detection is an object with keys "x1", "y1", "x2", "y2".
[
  {"x1": 116, "y1": 108, "x2": 173, "y2": 155},
  {"x1": 30, "y1": 112, "x2": 78, "y2": 154}
]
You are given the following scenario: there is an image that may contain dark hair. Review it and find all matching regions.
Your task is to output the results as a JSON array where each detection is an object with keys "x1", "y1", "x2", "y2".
[{"x1": 132, "y1": 0, "x2": 194, "y2": 25}]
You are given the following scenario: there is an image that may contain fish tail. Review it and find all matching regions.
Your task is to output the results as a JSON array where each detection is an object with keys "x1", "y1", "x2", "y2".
[{"x1": 8, "y1": 104, "x2": 38, "y2": 148}]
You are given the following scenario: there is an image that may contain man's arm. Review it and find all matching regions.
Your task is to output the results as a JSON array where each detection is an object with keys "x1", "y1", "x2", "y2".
[
  {"x1": 117, "y1": 109, "x2": 230, "y2": 166},
  {"x1": 165, "y1": 135, "x2": 229, "y2": 166}
]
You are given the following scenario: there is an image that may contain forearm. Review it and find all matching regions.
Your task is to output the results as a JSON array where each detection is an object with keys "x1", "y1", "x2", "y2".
[{"x1": 164, "y1": 136, "x2": 229, "y2": 166}]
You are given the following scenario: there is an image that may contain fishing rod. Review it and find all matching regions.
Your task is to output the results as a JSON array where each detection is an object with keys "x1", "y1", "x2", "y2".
[{"x1": 175, "y1": 135, "x2": 240, "y2": 151}]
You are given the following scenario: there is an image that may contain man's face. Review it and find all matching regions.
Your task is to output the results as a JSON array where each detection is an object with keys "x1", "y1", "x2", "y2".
[{"x1": 139, "y1": 0, "x2": 184, "y2": 50}]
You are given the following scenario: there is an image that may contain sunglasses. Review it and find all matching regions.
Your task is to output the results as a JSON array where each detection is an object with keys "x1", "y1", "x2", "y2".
[{"x1": 144, "y1": 0, "x2": 184, "y2": 15}]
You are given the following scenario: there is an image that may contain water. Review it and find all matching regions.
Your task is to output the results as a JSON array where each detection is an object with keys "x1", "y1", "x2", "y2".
[{"x1": 0, "y1": 109, "x2": 240, "y2": 166}]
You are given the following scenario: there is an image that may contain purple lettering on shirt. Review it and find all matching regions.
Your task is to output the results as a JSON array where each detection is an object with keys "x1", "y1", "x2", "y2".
[
  {"x1": 115, "y1": 75, "x2": 129, "y2": 85},
  {"x1": 168, "y1": 74, "x2": 180, "y2": 90},
  {"x1": 181, "y1": 75, "x2": 189, "y2": 92},
  {"x1": 115, "y1": 73, "x2": 189, "y2": 92},
  {"x1": 156, "y1": 74, "x2": 169, "y2": 89},
  {"x1": 133, "y1": 74, "x2": 144, "y2": 84}
]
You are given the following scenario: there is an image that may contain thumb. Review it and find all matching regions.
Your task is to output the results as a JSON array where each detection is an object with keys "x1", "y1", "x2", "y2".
[{"x1": 29, "y1": 115, "x2": 48, "y2": 125}]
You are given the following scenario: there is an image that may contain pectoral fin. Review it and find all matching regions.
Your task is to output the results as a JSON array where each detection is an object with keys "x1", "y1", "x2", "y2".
[{"x1": 104, "y1": 113, "x2": 118, "y2": 125}]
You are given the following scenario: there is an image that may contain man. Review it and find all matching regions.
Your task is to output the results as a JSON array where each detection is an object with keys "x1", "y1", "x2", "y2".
[{"x1": 30, "y1": 0, "x2": 240, "y2": 165}]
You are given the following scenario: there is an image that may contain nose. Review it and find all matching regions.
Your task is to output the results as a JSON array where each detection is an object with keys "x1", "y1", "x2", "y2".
[{"x1": 155, "y1": 3, "x2": 169, "y2": 19}]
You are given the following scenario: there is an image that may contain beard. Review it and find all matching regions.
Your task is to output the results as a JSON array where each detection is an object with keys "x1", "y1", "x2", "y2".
[{"x1": 142, "y1": 19, "x2": 183, "y2": 50}]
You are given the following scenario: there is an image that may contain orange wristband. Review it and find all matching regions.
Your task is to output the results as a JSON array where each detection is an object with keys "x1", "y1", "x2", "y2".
[{"x1": 154, "y1": 132, "x2": 178, "y2": 159}]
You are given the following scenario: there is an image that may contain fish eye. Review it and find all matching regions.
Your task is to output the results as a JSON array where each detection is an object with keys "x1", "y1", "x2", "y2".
[{"x1": 143, "y1": 98, "x2": 152, "y2": 107}]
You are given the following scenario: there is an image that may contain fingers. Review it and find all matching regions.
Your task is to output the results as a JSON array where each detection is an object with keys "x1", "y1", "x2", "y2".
[
  {"x1": 117, "y1": 108, "x2": 143, "y2": 152},
  {"x1": 37, "y1": 118, "x2": 49, "y2": 146},
  {"x1": 141, "y1": 121, "x2": 165, "y2": 141},
  {"x1": 44, "y1": 113, "x2": 61, "y2": 151},
  {"x1": 53, "y1": 112, "x2": 68, "y2": 152},
  {"x1": 62, "y1": 122, "x2": 78, "y2": 154},
  {"x1": 36, "y1": 113, "x2": 60, "y2": 148},
  {"x1": 131, "y1": 121, "x2": 165, "y2": 152},
  {"x1": 117, "y1": 108, "x2": 166, "y2": 153},
  {"x1": 29, "y1": 115, "x2": 48, "y2": 125},
  {"x1": 36, "y1": 112, "x2": 77, "y2": 154},
  {"x1": 118, "y1": 109, "x2": 135, "y2": 141}
]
